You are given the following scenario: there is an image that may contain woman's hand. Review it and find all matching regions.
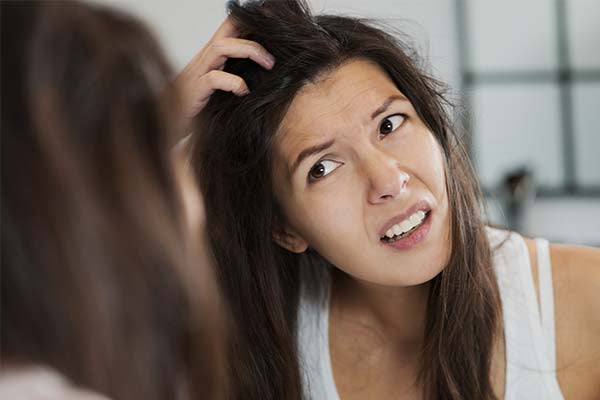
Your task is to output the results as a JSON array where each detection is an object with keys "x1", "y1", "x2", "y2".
[{"x1": 173, "y1": 18, "x2": 275, "y2": 130}]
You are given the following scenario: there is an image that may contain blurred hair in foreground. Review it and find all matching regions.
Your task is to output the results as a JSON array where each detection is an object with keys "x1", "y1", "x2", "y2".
[{"x1": 1, "y1": 2, "x2": 224, "y2": 399}]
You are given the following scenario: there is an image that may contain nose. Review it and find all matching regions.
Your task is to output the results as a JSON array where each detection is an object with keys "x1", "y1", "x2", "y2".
[{"x1": 365, "y1": 153, "x2": 410, "y2": 204}]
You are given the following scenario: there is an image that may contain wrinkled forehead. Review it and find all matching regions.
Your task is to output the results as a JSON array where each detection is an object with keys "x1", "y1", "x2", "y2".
[{"x1": 274, "y1": 59, "x2": 405, "y2": 173}]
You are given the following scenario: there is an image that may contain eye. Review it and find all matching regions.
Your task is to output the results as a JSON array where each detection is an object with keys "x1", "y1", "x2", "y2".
[
  {"x1": 379, "y1": 113, "x2": 406, "y2": 137},
  {"x1": 308, "y1": 159, "x2": 342, "y2": 182}
]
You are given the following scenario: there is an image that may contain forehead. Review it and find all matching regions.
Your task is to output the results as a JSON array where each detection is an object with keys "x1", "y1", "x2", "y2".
[{"x1": 275, "y1": 58, "x2": 403, "y2": 164}]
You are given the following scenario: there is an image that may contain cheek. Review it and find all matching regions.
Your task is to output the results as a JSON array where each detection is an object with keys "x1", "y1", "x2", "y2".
[
  {"x1": 294, "y1": 191, "x2": 362, "y2": 247},
  {"x1": 420, "y1": 134, "x2": 447, "y2": 198},
  {"x1": 431, "y1": 152, "x2": 452, "y2": 266},
  {"x1": 413, "y1": 133, "x2": 452, "y2": 263},
  {"x1": 281, "y1": 176, "x2": 364, "y2": 255}
]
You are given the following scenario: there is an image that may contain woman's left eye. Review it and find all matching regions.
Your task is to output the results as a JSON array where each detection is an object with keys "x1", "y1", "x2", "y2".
[{"x1": 379, "y1": 114, "x2": 406, "y2": 137}]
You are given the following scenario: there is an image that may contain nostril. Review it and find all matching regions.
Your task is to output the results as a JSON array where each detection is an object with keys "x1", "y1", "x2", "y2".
[
  {"x1": 365, "y1": 159, "x2": 410, "y2": 204},
  {"x1": 400, "y1": 171, "x2": 410, "y2": 188},
  {"x1": 368, "y1": 173, "x2": 408, "y2": 204}
]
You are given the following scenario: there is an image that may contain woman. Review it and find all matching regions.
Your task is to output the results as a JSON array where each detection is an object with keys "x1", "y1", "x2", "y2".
[
  {"x1": 0, "y1": 1, "x2": 272, "y2": 398},
  {"x1": 193, "y1": 0, "x2": 600, "y2": 399}
]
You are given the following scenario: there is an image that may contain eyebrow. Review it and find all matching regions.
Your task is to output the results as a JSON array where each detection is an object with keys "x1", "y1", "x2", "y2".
[
  {"x1": 287, "y1": 95, "x2": 406, "y2": 176},
  {"x1": 290, "y1": 138, "x2": 335, "y2": 175},
  {"x1": 370, "y1": 95, "x2": 407, "y2": 120}
]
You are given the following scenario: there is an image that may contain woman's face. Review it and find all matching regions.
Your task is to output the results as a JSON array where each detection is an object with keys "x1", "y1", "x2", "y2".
[{"x1": 272, "y1": 59, "x2": 451, "y2": 287}]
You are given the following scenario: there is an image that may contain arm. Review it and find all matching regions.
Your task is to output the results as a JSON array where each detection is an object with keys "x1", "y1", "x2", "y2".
[
  {"x1": 551, "y1": 244, "x2": 600, "y2": 399},
  {"x1": 168, "y1": 18, "x2": 275, "y2": 144}
]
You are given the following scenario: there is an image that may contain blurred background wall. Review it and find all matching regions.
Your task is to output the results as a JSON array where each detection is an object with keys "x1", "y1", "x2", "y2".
[{"x1": 101, "y1": 0, "x2": 600, "y2": 246}]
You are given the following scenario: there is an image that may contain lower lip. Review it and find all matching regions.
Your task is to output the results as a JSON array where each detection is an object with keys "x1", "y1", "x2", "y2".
[{"x1": 380, "y1": 211, "x2": 433, "y2": 251}]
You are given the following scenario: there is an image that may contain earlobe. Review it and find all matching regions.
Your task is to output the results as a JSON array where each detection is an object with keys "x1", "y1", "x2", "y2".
[{"x1": 273, "y1": 228, "x2": 308, "y2": 253}]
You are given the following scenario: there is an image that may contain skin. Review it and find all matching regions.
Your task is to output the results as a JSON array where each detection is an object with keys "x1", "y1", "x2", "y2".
[
  {"x1": 273, "y1": 58, "x2": 451, "y2": 398},
  {"x1": 171, "y1": 18, "x2": 275, "y2": 140},
  {"x1": 273, "y1": 59, "x2": 451, "y2": 287},
  {"x1": 176, "y1": 18, "x2": 600, "y2": 399},
  {"x1": 269, "y1": 58, "x2": 600, "y2": 398},
  {"x1": 170, "y1": 16, "x2": 275, "y2": 274},
  {"x1": 526, "y1": 240, "x2": 600, "y2": 399}
]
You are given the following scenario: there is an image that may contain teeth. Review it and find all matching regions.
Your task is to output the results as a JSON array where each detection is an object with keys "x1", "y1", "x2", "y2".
[
  {"x1": 400, "y1": 220, "x2": 412, "y2": 232},
  {"x1": 382, "y1": 210, "x2": 427, "y2": 240},
  {"x1": 409, "y1": 213, "x2": 421, "y2": 225}
]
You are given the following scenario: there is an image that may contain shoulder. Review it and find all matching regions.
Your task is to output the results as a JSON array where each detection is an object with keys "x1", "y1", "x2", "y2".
[
  {"x1": 0, "y1": 366, "x2": 110, "y2": 400},
  {"x1": 520, "y1": 237, "x2": 600, "y2": 320},
  {"x1": 550, "y1": 242, "x2": 600, "y2": 273},
  {"x1": 549, "y1": 243, "x2": 600, "y2": 334},
  {"x1": 523, "y1": 238, "x2": 600, "y2": 398}
]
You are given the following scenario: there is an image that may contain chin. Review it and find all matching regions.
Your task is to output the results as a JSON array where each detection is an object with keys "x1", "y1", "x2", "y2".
[
  {"x1": 387, "y1": 254, "x2": 448, "y2": 287},
  {"x1": 407, "y1": 264, "x2": 445, "y2": 286}
]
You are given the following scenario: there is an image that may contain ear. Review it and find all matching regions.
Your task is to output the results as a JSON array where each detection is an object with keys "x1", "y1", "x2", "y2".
[{"x1": 273, "y1": 225, "x2": 308, "y2": 254}]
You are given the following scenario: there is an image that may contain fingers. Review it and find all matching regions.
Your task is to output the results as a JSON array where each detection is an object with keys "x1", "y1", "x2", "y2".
[
  {"x1": 206, "y1": 18, "x2": 274, "y2": 70},
  {"x1": 171, "y1": 17, "x2": 273, "y2": 128},
  {"x1": 177, "y1": 70, "x2": 248, "y2": 122},
  {"x1": 206, "y1": 37, "x2": 275, "y2": 71},
  {"x1": 203, "y1": 70, "x2": 249, "y2": 96}
]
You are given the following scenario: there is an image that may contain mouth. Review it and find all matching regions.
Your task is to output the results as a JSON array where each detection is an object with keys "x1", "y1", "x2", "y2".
[
  {"x1": 377, "y1": 200, "x2": 433, "y2": 250},
  {"x1": 380, "y1": 210, "x2": 431, "y2": 243}
]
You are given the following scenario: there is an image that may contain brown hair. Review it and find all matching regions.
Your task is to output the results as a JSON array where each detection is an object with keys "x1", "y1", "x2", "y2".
[
  {"x1": 1, "y1": 2, "x2": 224, "y2": 399},
  {"x1": 195, "y1": 0, "x2": 501, "y2": 399}
]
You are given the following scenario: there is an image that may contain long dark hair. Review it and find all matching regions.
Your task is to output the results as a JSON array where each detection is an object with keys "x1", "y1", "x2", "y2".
[
  {"x1": 195, "y1": 0, "x2": 500, "y2": 399},
  {"x1": 1, "y1": 2, "x2": 224, "y2": 399}
]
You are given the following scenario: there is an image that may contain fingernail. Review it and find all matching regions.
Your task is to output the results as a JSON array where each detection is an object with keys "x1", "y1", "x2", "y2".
[{"x1": 265, "y1": 55, "x2": 276, "y2": 68}]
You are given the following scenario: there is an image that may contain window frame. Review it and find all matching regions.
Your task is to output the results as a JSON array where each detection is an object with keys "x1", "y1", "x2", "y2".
[{"x1": 456, "y1": 0, "x2": 600, "y2": 198}]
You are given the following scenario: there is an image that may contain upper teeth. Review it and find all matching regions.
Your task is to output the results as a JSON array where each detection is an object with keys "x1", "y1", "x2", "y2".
[{"x1": 384, "y1": 210, "x2": 426, "y2": 239}]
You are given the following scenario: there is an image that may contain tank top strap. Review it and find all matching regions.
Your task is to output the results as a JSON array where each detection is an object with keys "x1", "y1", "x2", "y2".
[
  {"x1": 487, "y1": 227, "x2": 564, "y2": 398},
  {"x1": 535, "y1": 238, "x2": 557, "y2": 369}
]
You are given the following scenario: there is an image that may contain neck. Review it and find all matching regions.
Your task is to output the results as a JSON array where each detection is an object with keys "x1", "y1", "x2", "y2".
[{"x1": 330, "y1": 268, "x2": 430, "y2": 346}]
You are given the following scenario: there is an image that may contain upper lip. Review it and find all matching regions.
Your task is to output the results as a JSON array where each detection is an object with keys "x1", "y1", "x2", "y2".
[{"x1": 377, "y1": 200, "x2": 432, "y2": 238}]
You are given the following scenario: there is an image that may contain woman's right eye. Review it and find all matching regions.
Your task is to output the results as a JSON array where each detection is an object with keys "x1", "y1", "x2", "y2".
[{"x1": 308, "y1": 159, "x2": 342, "y2": 182}]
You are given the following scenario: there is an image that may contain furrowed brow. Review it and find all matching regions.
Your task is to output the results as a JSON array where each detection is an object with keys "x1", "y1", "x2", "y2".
[
  {"x1": 370, "y1": 95, "x2": 406, "y2": 120},
  {"x1": 290, "y1": 139, "x2": 335, "y2": 175}
]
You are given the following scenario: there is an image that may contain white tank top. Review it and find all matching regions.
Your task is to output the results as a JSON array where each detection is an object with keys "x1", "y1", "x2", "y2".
[{"x1": 297, "y1": 227, "x2": 564, "y2": 399}]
